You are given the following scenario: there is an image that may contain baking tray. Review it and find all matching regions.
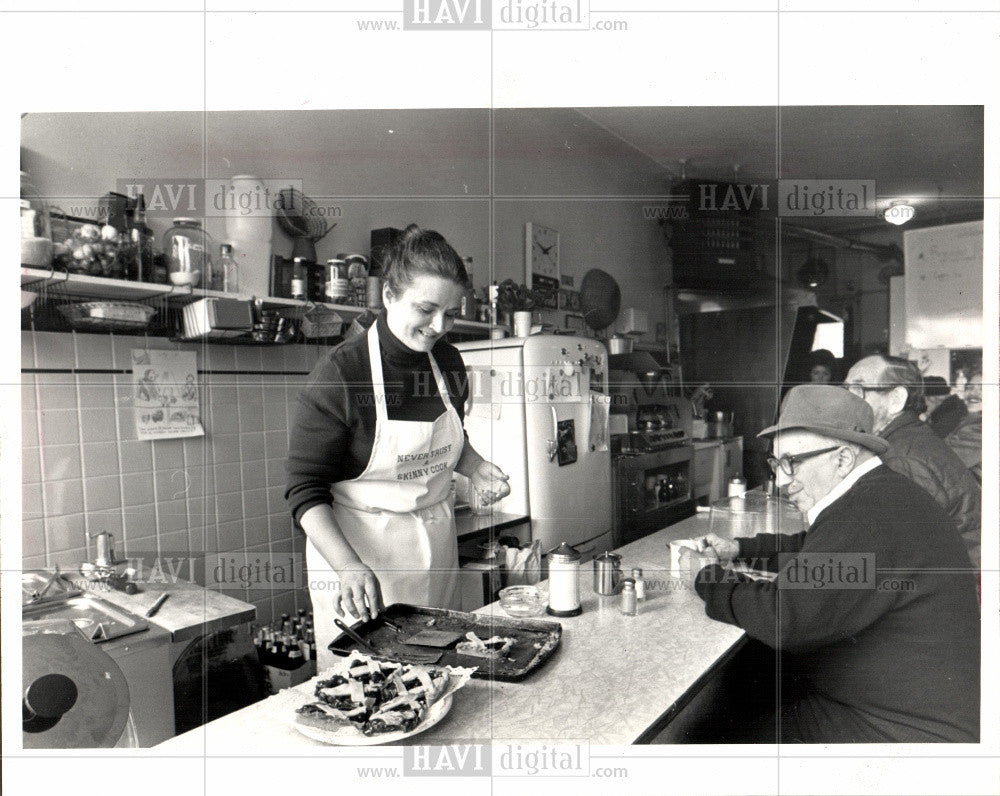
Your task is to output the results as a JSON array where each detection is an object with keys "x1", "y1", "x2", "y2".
[{"x1": 327, "y1": 603, "x2": 562, "y2": 682}]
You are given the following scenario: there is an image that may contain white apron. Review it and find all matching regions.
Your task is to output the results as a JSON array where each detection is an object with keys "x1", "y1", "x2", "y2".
[{"x1": 307, "y1": 323, "x2": 464, "y2": 672}]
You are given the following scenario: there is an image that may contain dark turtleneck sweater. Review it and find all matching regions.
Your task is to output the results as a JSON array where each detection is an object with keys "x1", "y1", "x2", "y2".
[{"x1": 285, "y1": 313, "x2": 469, "y2": 523}]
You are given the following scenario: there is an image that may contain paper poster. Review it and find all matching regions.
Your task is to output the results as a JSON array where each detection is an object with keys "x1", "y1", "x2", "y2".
[{"x1": 131, "y1": 349, "x2": 205, "y2": 440}]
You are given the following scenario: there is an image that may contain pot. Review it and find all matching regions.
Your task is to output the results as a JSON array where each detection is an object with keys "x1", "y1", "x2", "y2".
[{"x1": 608, "y1": 335, "x2": 632, "y2": 355}]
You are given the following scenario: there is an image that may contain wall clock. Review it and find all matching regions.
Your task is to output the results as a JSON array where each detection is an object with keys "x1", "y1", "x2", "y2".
[{"x1": 525, "y1": 222, "x2": 560, "y2": 308}]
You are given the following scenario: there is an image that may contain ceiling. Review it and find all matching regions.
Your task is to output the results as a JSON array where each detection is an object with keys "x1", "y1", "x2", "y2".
[{"x1": 577, "y1": 105, "x2": 984, "y2": 236}]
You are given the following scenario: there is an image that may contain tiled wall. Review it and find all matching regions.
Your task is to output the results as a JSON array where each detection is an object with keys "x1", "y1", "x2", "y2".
[{"x1": 21, "y1": 330, "x2": 328, "y2": 624}]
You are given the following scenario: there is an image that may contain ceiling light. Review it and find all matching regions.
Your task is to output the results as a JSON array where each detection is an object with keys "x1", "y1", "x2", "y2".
[{"x1": 884, "y1": 202, "x2": 915, "y2": 226}]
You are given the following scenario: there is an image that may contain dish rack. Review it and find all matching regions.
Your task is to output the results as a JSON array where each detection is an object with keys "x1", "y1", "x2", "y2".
[{"x1": 57, "y1": 301, "x2": 156, "y2": 332}]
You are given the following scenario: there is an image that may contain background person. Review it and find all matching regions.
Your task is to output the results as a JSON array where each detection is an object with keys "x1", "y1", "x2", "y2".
[
  {"x1": 922, "y1": 375, "x2": 968, "y2": 438},
  {"x1": 843, "y1": 354, "x2": 980, "y2": 566}
]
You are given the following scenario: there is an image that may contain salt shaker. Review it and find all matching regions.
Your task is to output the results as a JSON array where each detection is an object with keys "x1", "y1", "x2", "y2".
[
  {"x1": 620, "y1": 578, "x2": 638, "y2": 616},
  {"x1": 547, "y1": 542, "x2": 582, "y2": 617}
]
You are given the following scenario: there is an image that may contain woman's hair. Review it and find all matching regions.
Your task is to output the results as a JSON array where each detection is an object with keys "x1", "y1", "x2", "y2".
[{"x1": 382, "y1": 223, "x2": 471, "y2": 296}]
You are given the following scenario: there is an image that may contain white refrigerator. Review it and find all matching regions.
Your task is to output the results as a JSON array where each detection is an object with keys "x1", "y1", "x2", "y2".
[{"x1": 455, "y1": 335, "x2": 614, "y2": 559}]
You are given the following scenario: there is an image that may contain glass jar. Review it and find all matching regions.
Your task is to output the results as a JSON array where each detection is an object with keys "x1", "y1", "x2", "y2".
[
  {"x1": 20, "y1": 170, "x2": 53, "y2": 267},
  {"x1": 162, "y1": 218, "x2": 213, "y2": 287}
]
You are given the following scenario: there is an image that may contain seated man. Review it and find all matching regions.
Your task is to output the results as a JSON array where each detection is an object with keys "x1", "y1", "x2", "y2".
[
  {"x1": 844, "y1": 354, "x2": 980, "y2": 566},
  {"x1": 691, "y1": 385, "x2": 980, "y2": 743}
]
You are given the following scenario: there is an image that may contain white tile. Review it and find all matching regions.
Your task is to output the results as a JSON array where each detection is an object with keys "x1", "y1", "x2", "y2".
[
  {"x1": 118, "y1": 439, "x2": 152, "y2": 472},
  {"x1": 122, "y1": 504, "x2": 157, "y2": 538},
  {"x1": 39, "y1": 409, "x2": 82, "y2": 447},
  {"x1": 22, "y1": 408, "x2": 40, "y2": 448},
  {"x1": 212, "y1": 433, "x2": 241, "y2": 464},
  {"x1": 242, "y1": 460, "x2": 266, "y2": 491},
  {"x1": 21, "y1": 373, "x2": 38, "y2": 410},
  {"x1": 156, "y1": 498, "x2": 189, "y2": 535},
  {"x1": 35, "y1": 373, "x2": 78, "y2": 411},
  {"x1": 42, "y1": 478, "x2": 84, "y2": 518},
  {"x1": 22, "y1": 446, "x2": 42, "y2": 484},
  {"x1": 21, "y1": 332, "x2": 36, "y2": 369},
  {"x1": 121, "y1": 473, "x2": 155, "y2": 508},
  {"x1": 215, "y1": 491, "x2": 244, "y2": 523},
  {"x1": 76, "y1": 373, "x2": 116, "y2": 410},
  {"x1": 41, "y1": 444, "x2": 82, "y2": 482},
  {"x1": 241, "y1": 432, "x2": 265, "y2": 462},
  {"x1": 33, "y1": 332, "x2": 75, "y2": 370},
  {"x1": 152, "y1": 439, "x2": 185, "y2": 471},
  {"x1": 243, "y1": 488, "x2": 268, "y2": 522},
  {"x1": 23, "y1": 483, "x2": 44, "y2": 520},
  {"x1": 84, "y1": 474, "x2": 123, "y2": 513},
  {"x1": 48, "y1": 546, "x2": 87, "y2": 571},
  {"x1": 84, "y1": 509, "x2": 123, "y2": 537},
  {"x1": 234, "y1": 346, "x2": 262, "y2": 372},
  {"x1": 206, "y1": 345, "x2": 236, "y2": 371},
  {"x1": 73, "y1": 332, "x2": 113, "y2": 369},
  {"x1": 80, "y1": 408, "x2": 118, "y2": 444},
  {"x1": 214, "y1": 461, "x2": 242, "y2": 491},
  {"x1": 216, "y1": 520, "x2": 245, "y2": 553},
  {"x1": 81, "y1": 442, "x2": 120, "y2": 478},
  {"x1": 244, "y1": 514, "x2": 269, "y2": 548},
  {"x1": 46, "y1": 512, "x2": 86, "y2": 553}
]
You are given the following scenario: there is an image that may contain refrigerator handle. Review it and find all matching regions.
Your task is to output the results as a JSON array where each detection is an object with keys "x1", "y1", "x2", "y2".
[{"x1": 546, "y1": 405, "x2": 559, "y2": 461}]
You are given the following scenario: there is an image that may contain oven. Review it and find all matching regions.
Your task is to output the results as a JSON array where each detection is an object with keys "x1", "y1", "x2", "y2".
[{"x1": 611, "y1": 442, "x2": 695, "y2": 548}]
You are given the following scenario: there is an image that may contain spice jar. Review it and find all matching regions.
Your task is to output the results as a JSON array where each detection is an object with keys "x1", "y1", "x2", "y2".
[
  {"x1": 163, "y1": 218, "x2": 213, "y2": 287},
  {"x1": 546, "y1": 542, "x2": 582, "y2": 617},
  {"x1": 20, "y1": 170, "x2": 53, "y2": 267}
]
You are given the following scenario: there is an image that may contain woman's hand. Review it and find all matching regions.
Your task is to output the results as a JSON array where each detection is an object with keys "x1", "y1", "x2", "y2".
[
  {"x1": 468, "y1": 460, "x2": 511, "y2": 505},
  {"x1": 702, "y1": 533, "x2": 740, "y2": 562},
  {"x1": 335, "y1": 561, "x2": 384, "y2": 622}
]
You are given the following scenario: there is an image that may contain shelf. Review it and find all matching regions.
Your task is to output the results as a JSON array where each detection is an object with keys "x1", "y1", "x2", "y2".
[{"x1": 20, "y1": 267, "x2": 493, "y2": 334}]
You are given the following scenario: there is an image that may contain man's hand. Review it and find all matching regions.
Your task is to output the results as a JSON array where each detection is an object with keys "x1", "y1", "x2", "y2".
[
  {"x1": 702, "y1": 533, "x2": 740, "y2": 562},
  {"x1": 677, "y1": 546, "x2": 719, "y2": 577},
  {"x1": 335, "y1": 562, "x2": 384, "y2": 622}
]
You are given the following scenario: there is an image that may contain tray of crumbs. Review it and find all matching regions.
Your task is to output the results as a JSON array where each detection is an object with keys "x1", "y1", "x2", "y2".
[{"x1": 328, "y1": 603, "x2": 562, "y2": 682}]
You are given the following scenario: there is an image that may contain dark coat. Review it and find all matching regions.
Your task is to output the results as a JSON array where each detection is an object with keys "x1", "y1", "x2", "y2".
[
  {"x1": 929, "y1": 394, "x2": 968, "y2": 438},
  {"x1": 880, "y1": 411, "x2": 980, "y2": 561},
  {"x1": 695, "y1": 465, "x2": 980, "y2": 743}
]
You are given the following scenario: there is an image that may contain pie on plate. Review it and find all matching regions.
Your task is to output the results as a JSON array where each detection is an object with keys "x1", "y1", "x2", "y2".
[{"x1": 291, "y1": 652, "x2": 474, "y2": 744}]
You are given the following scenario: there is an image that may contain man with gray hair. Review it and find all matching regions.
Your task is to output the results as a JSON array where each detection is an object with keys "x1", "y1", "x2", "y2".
[
  {"x1": 844, "y1": 354, "x2": 980, "y2": 566},
  {"x1": 692, "y1": 385, "x2": 979, "y2": 743}
]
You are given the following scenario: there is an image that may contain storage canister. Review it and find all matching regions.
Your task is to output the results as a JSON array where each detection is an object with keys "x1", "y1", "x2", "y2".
[{"x1": 546, "y1": 542, "x2": 582, "y2": 617}]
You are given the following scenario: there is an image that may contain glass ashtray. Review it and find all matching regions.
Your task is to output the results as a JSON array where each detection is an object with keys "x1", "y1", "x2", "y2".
[{"x1": 498, "y1": 585, "x2": 547, "y2": 617}]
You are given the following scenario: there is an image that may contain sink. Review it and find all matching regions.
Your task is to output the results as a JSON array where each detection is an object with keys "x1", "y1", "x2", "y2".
[{"x1": 23, "y1": 594, "x2": 149, "y2": 643}]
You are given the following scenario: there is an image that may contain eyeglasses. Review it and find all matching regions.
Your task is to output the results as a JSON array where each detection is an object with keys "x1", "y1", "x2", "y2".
[
  {"x1": 846, "y1": 383, "x2": 896, "y2": 399},
  {"x1": 766, "y1": 446, "x2": 842, "y2": 477}
]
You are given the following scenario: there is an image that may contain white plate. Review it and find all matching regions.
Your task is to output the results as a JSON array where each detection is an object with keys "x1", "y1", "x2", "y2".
[{"x1": 293, "y1": 694, "x2": 453, "y2": 746}]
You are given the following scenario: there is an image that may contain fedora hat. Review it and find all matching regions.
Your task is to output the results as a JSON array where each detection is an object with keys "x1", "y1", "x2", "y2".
[{"x1": 758, "y1": 385, "x2": 890, "y2": 454}]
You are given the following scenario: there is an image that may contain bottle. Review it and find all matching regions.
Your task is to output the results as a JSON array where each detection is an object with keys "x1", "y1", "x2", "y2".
[
  {"x1": 218, "y1": 243, "x2": 240, "y2": 292},
  {"x1": 291, "y1": 258, "x2": 308, "y2": 300},
  {"x1": 127, "y1": 195, "x2": 155, "y2": 282},
  {"x1": 488, "y1": 281, "x2": 499, "y2": 325},
  {"x1": 657, "y1": 477, "x2": 670, "y2": 504},
  {"x1": 346, "y1": 254, "x2": 369, "y2": 306},
  {"x1": 631, "y1": 568, "x2": 646, "y2": 601},
  {"x1": 620, "y1": 578, "x2": 638, "y2": 616}
]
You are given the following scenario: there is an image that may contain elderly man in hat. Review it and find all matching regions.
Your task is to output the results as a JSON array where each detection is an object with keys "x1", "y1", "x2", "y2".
[
  {"x1": 844, "y1": 355, "x2": 980, "y2": 566},
  {"x1": 691, "y1": 385, "x2": 979, "y2": 743}
]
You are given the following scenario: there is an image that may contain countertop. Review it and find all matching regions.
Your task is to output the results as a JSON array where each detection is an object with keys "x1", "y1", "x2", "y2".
[
  {"x1": 68, "y1": 575, "x2": 256, "y2": 644},
  {"x1": 155, "y1": 512, "x2": 744, "y2": 750}
]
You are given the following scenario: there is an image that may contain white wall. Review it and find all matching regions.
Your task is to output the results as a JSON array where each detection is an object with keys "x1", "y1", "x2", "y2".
[{"x1": 21, "y1": 107, "x2": 671, "y2": 339}]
